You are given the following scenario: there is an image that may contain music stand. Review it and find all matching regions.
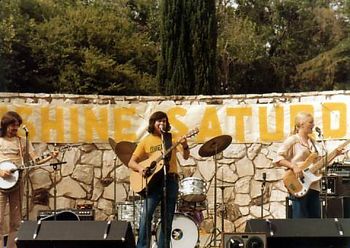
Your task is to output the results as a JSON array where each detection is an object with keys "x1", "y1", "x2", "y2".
[{"x1": 199, "y1": 135, "x2": 232, "y2": 248}]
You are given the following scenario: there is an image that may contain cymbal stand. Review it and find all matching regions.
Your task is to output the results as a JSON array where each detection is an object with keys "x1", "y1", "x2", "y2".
[
  {"x1": 113, "y1": 156, "x2": 117, "y2": 219},
  {"x1": 205, "y1": 151, "x2": 220, "y2": 248},
  {"x1": 219, "y1": 185, "x2": 226, "y2": 234}
]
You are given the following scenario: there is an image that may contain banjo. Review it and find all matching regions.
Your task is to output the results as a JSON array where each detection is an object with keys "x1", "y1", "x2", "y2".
[{"x1": 0, "y1": 145, "x2": 76, "y2": 192}]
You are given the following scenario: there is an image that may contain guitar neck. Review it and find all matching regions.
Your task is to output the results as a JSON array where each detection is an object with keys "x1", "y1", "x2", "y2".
[
  {"x1": 154, "y1": 139, "x2": 182, "y2": 164},
  {"x1": 310, "y1": 140, "x2": 350, "y2": 173}
]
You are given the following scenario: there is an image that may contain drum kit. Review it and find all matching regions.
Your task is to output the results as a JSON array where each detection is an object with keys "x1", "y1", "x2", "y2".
[{"x1": 108, "y1": 134, "x2": 232, "y2": 248}]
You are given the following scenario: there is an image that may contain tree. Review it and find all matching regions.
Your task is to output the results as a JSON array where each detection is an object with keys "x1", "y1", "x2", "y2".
[
  {"x1": 158, "y1": 0, "x2": 217, "y2": 95},
  {"x1": 0, "y1": 0, "x2": 160, "y2": 95}
]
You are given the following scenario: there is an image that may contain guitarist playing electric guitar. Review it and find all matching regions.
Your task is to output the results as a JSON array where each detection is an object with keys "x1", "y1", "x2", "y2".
[
  {"x1": 0, "y1": 111, "x2": 58, "y2": 248},
  {"x1": 128, "y1": 111, "x2": 191, "y2": 248},
  {"x1": 274, "y1": 112, "x2": 344, "y2": 219}
]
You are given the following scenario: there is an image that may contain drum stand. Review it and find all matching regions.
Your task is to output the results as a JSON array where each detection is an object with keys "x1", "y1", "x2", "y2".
[
  {"x1": 113, "y1": 156, "x2": 118, "y2": 219},
  {"x1": 204, "y1": 153, "x2": 221, "y2": 248}
]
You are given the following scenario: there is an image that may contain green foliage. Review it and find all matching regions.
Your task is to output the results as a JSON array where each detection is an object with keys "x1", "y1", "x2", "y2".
[
  {"x1": 0, "y1": 0, "x2": 348, "y2": 95},
  {"x1": 158, "y1": 0, "x2": 217, "y2": 95},
  {"x1": 216, "y1": 0, "x2": 349, "y2": 93},
  {"x1": 0, "y1": 0, "x2": 159, "y2": 95}
]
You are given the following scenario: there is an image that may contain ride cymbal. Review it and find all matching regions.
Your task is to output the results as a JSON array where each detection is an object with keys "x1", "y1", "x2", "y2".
[{"x1": 198, "y1": 135, "x2": 232, "y2": 157}]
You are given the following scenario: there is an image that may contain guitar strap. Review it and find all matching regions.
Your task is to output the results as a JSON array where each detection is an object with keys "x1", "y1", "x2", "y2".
[
  {"x1": 17, "y1": 136, "x2": 25, "y2": 167},
  {"x1": 310, "y1": 138, "x2": 319, "y2": 154},
  {"x1": 162, "y1": 132, "x2": 172, "y2": 171}
]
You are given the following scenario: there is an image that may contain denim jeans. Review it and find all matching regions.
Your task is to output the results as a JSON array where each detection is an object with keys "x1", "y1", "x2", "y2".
[
  {"x1": 137, "y1": 176, "x2": 178, "y2": 248},
  {"x1": 291, "y1": 189, "x2": 321, "y2": 218}
]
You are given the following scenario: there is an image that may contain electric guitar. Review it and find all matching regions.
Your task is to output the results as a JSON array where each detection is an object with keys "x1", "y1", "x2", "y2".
[
  {"x1": 0, "y1": 145, "x2": 77, "y2": 192},
  {"x1": 130, "y1": 128, "x2": 199, "y2": 195},
  {"x1": 283, "y1": 140, "x2": 350, "y2": 198}
]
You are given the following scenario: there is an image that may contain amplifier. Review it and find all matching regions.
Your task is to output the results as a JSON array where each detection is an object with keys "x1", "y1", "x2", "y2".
[{"x1": 37, "y1": 209, "x2": 95, "y2": 221}]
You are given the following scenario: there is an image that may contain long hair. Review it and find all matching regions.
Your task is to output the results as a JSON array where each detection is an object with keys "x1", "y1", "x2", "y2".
[
  {"x1": 292, "y1": 112, "x2": 313, "y2": 135},
  {"x1": 0, "y1": 111, "x2": 23, "y2": 137},
  {"x1": 147, "y1": 111, "x2": 171, "y2": 133}
]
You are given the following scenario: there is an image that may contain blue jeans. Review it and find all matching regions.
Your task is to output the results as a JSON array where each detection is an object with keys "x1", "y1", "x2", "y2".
[
  {"x1": 291, "y1": 189, "x2": 321, "y2": 218},
  {"x1": 137, "y1": 176, "x2": 178, "y2": 248}
]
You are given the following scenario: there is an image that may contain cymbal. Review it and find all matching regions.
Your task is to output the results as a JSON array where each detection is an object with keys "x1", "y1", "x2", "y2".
[
  {"x1": 108, "y1": 138, "x2": 137, "y2": 165},
  {"x1": 198, "y1": 135, "x2": 232, "y2": 157}
]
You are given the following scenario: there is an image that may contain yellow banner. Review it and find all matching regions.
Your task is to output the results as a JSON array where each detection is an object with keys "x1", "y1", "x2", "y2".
[{"x1": 0, "y1": 102, "x2": 347, "y2": 143}]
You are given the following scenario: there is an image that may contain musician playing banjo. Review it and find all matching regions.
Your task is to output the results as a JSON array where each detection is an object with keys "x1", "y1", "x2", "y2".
[{"x1": 0, "y1": 111, "x2": 58, "y2": 248}]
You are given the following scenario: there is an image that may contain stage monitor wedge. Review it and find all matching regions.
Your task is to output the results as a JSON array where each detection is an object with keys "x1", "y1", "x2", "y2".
[
  {"x1": 16, "y1": 220, "x2": 135, "y2": 248},
  {"x1": 245, "y1": 219, "x2": 350, "y2": 248}
]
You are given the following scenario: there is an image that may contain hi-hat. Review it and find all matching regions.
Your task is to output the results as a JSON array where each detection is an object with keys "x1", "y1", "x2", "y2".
[
  {"x1": 108, "y1": 138, "x2": 137, "y2": 166},
  {"x1": 198, "y1": 135, "x2": 232, "y2": 157}
]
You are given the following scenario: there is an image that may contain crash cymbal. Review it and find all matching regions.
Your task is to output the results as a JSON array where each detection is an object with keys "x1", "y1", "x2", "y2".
[
  {"x1": 108, "y1": 137, "x2": 118, "y2": 153},
  {"x1": 198, "y1": 135, "x2": 232, "y2": 157},
  {"x1": 108, "y1": 138, "x2": 137, "y2": 166}
]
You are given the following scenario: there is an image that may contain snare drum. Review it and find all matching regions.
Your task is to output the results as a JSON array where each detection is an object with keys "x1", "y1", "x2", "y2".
[
  {"x1": 179, "y1": 177, "x2": 206, "y2": 202},
  {"x1": 156, "y1": 213, "x2": 199, "y2": 248},
  {"x1": 116, "y1": 201, "x2": 142, "y2": 230}
]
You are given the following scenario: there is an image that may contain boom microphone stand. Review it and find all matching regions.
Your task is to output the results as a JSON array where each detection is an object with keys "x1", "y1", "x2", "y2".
[
  {"x1": 23, "y1": 127, "x2": 30, "y2": 220},
  {"x1": 160, "y1": 129, "x2": 169, "y2": 248},
  {"x1": 316, "y1": 127, "x2": 328, "y2": 218}
]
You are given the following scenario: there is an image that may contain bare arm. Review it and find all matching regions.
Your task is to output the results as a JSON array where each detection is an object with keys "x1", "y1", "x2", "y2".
[
  {"x1": 179, "y1": 136, "x2": 190, "y2": 160},
  {"x1": 276, "y1": 159, "x2": 302, "y2": 178},
  {"x1": 128, "y1": 155, "x2": 145, "y2": 175}
]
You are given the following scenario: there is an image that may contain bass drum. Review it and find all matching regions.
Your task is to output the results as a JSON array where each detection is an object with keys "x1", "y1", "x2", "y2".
[{"x1": 156, "y1": 213, "x2": 199, "y2": 248}]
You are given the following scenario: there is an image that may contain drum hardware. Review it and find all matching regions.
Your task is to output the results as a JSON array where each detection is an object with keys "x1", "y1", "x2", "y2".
[
  {"x1": 108, "y1": 138, "x2": 137, "y2": 219},
  {"x1": 177, "y1": 199, "x2": 207, "y2": 212},
  {"x1": 199, "y1": 135, "x2": 232, "y2": 248}
]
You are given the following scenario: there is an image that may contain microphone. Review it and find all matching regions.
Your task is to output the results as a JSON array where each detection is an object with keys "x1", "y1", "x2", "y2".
[
  {"x1": 22, "y1": 125, "x2": 29, "y2": 133},
  {"x1": 315, "y1": 127, "x2": 322, "y2": 137},
  {"x1": 159, "y1": 124, "x2": 166, "y2": 133}
]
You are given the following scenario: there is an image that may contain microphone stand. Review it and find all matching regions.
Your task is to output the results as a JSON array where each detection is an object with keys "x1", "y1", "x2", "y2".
[
  {"x1": 318, "y1": 132, "x2": 328, "y2": 218},
  {"x1": 160, "y1": 131, "x2": 169, "y2": 248},
  {"x1": 24, "y1": 129, "x2": 30, "y2": 220},
  {"x1": 50, "y1": 161, "x2": 66, "y2": 220},
  {"x1": 261, "y1": 173, "x2": 266, "y2": 219}
]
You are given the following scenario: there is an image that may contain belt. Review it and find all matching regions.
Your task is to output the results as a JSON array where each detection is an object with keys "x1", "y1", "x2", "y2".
[{"x1": 167, "y1": 173, "x2": 179, "y2": 181}]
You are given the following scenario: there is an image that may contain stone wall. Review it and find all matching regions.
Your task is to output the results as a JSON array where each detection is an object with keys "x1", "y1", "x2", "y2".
[{"x1": 1, "y1": 91, "x2": 349, "y2": 233}]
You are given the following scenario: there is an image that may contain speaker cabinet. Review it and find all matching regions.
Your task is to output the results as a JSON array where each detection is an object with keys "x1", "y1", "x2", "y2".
[
  {"x1": 15, "y1": 220, "x2": 135, "y2": 248},
  {"x1": 286, "y1": 196, "x2": 350, "y2": 218},
  {"x1": 222, "y1": 233, "x2": 266, "y2": 248},
  {"x1": 246, "y1": 219, "x2": 350, "y2": 248}
]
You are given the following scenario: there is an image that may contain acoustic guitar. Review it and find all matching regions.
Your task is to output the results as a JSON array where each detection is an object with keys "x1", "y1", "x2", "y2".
[
  {"x1": 283, "y1": 140, "x2": 350, "y2": 197},
  {"x1": 130, "y1": 128, "x2": 199, "y2": 195}
]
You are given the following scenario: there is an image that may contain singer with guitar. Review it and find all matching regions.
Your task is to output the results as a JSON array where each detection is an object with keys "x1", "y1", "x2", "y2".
[
  {"x1": 128, "y1": 111, "x2": 190, "y2": 248},
  {"x1": 274, "y1": 112, "x2": 344, "y2": 218},
  {"x1": 0, "y1": 111, "x2": 58, "y2": 248}
]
